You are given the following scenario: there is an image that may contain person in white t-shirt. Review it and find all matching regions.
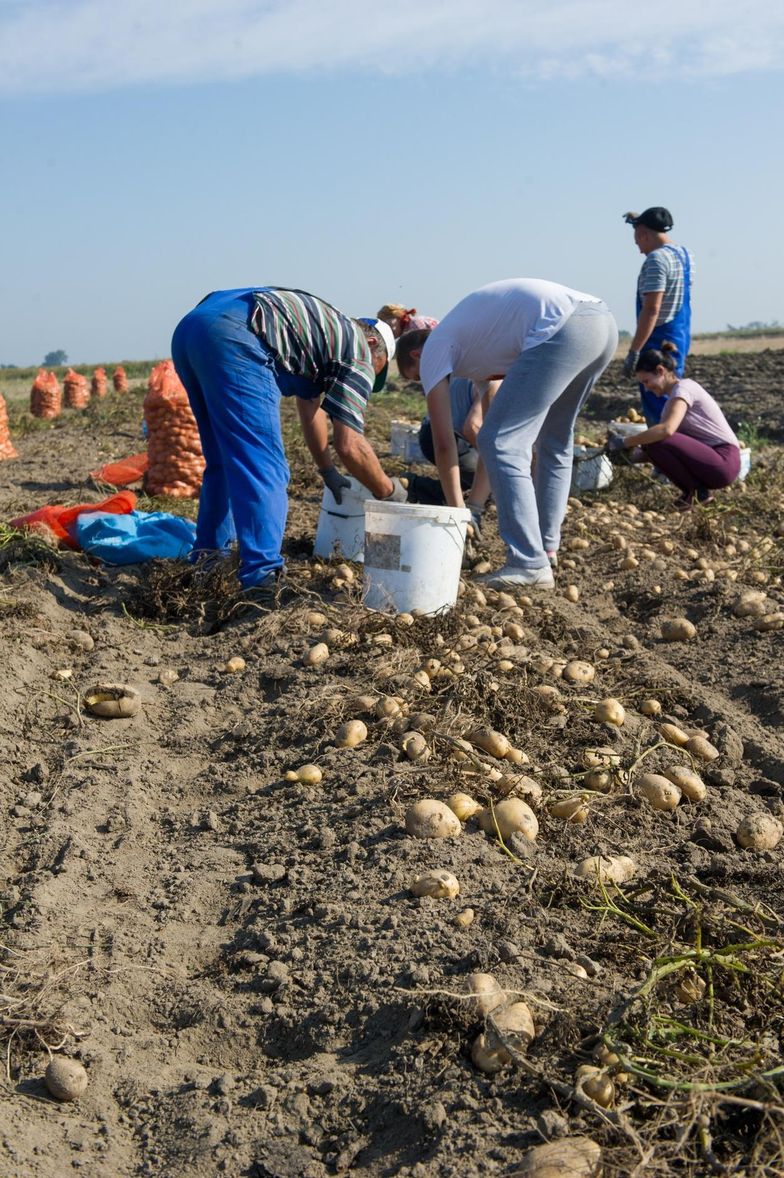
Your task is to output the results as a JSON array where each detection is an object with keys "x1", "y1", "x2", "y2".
[
  {"x1": 608, "y1": 342, "x2": 740, "y2": 510},
  {"x1": 396, "y1": 278, "x2": 619, "y2": 588}
]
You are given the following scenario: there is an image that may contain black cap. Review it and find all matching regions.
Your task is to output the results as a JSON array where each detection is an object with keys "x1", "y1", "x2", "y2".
[{"x1": 623, "y1": 207, "x2": 673, "y2": 232}]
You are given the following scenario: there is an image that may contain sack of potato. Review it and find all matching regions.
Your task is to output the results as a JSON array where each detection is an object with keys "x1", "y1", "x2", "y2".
[
  {"x1": 63, "y1": 369, "x2": 90, "y2": 410},
  {"x1": 0, "y1": 393, "x2": 18, "y2": 460},
  {"x1": 91, "y1": 367, "x2": 108, "y2": 399},
  {"x1": 143, "y1": 360, "x2": 204, "y2": 498},
  {"x1": 30, "y1": 369, "x2": 62, "y2": 419},
  {"x1": 113, "y1": 365, "x2": 129, "y2": 393}
]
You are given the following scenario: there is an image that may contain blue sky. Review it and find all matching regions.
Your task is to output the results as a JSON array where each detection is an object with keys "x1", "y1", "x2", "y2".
[{"x1": 1, "y1": 1, "x2": 783, "y2": 365}]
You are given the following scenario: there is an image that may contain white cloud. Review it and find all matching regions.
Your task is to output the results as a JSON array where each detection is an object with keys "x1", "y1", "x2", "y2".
[{"x1": 0, "y1": 0, "x2": 783, "y2": 94}]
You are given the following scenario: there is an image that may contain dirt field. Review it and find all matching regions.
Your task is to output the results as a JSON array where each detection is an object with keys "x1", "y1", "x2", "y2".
[{"x1": 1, "y1": 353, "x2": 783, "y2": 1177}]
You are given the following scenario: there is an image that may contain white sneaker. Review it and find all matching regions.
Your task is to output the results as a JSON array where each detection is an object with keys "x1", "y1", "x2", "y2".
[{"x1": 476, "y1": 564, "x2": 555, "y2": 590}]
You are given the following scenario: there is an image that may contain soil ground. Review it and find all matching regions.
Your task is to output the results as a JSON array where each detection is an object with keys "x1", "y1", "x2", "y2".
[{"x1": 0, "y1": 352, "x2": 783, "y2": 1177}]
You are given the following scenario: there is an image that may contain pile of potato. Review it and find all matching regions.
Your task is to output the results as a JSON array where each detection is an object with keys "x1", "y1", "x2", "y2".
[
  {"x1": 112, "y1": 365, "x2": 129, "y2": 393},
  {"x1": 29, "y1": 369, "x2": 62, "y2": 419},
  {"x1": 91, "y1": 367, "x2": 108, "y2": 399},
  {"x1": 63, "y1": 369, "x2": 90, "y2": 409},
  {"x1": 0, "y1": 393, "x2": 18, "y2": 460},
  {"x1": 143, "y1": 360, "x2": 205, "y2": 498}
]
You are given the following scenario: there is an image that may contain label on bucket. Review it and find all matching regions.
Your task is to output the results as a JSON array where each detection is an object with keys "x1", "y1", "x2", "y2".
[{"x1": 365, "y1": 532, "x2": 401, "y2": 571}]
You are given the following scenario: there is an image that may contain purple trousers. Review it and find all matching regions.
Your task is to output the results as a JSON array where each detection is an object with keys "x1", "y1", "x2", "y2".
[{"x1": 644, "y1": 436, "x2": 740, "y2": 496}]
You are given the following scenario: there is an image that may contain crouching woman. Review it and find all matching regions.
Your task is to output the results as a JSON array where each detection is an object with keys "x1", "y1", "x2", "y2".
[{"x1": 611, "y1": 342, "x2": 741, "y2": 509}]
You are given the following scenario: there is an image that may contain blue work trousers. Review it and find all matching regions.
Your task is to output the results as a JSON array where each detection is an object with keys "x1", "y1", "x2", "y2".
[{"x1": 171, "y1": 290, "x2": 289, "y2": 588}]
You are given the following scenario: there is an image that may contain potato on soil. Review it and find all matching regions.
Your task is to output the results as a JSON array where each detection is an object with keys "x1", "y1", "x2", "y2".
[
  {"x1": 471, "y1": 1032, "x2": 507, "y2": 1074},
  {"x1": 45, "y1": 1057, "x2": 88, "y2": 1101},
  {"x1": 593, "y1": 698, "x2": 625, "y2": 726},
  {"x1": 334, "y1": 719, "x2": 367, "y2": 748},
  {"x1": 447, "y1": 792, "x2": 482, "y2": 821},
  {"x1": 405, "y1": 799, "x2": 462, "y2": 839},
  {"x1": 479, "y1": 798, "x2": 538, "y2": 842},
  {"x1": 577, "y1": 1067, "x2": 615, "y2": 1107},
  {"x1": 303, "y1": 642, "x2": 329, "y2": 667},
  {"x1": 661, "y1": 617, "x2": 696, "y2": 642},
  {"x1": 637, "y1": 772, "x2": 681, "y2": 811},
  {"x1": 224, "y1": 655, "x2": 246, "y2": 673},
  {"x1": 640, "y1": 698, "x2": 662, "y2": 716},
  {"x1": 736, "y1": 812, "x2": 783, "y2": 851},
  {"x1": 583, "y1": 768, "x2": 613, "y2": 792},
  {"x1": 410, "y1": 870, "x2": 460, "y2": 899},
  {"x1": 513, "y1": 1136, "x2": 602, "y2": 1178},
  {"x1": 663, "y1": 766, "x2": 706, "y2": 801},
  {"x1": 455, "y1": 907, "x2": 475, "y2": 928},
  {"x1": 660, "y1": 722, "x2": 689, "y2": 746},
  {"x1": 548, "y1": 796, "x2": 589, "y2": 823},
  {"x1": 685, "y1": 735, "x2": 720, "y2": 762},
  {"x1": 575, "y1": 855, "x2": 636, "y2": 884},
  {"x1": 83, "y1": 683, "x2": 141, "y2": 719},
  {"x1": 284, "y1": 763, "x2": 322, "y2": 785},
  {"x1": 563, "y1": 660, "x2": 595, "y2": 685},
  {"x1": 463, "y1": 972, "x2": 505, "y2": 1017},
  {"x1": 468, "y1": 726, "x2": 510, "y2": 759},
  {"x1": 401, "y1": 731, "x2": 429, "y2": 762}
]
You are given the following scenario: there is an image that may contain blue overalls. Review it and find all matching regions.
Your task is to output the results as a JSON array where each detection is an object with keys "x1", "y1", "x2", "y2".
[
  {"x1": 171, "y1": 289, "x2": 307, "y2": 589},
  {"x1": 638, "y1": 246, "x2": 692, "y2": 424}
]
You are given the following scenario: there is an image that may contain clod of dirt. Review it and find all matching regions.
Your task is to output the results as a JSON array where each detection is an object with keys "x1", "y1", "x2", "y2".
[
  {"x1": 512, "y1": 1136, "x2": 602, "y2": 1177},
  {"x1": 45, "y1": 1056, "x2": 88, "y2": 1102},
  {"x1": 404, "y1": 800, "x2": 461, "y2": 839},
  {"x1": 83, "y1": 683, "x2": 141, "y2": 719}
]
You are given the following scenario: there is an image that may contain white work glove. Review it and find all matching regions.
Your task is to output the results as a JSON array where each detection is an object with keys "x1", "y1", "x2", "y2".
[{"x1": 320, "y1": 467, "x2": 351, "y2": 504}]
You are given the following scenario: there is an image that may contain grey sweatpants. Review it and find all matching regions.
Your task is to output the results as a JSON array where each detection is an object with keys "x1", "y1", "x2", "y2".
[{"x1": 477, "y1": 302, "x2": 618, "y2": 568}]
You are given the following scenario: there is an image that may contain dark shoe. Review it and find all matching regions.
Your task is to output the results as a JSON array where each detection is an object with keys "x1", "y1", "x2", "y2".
[
  {"x1": 696, "y1": 488, "x2": 716, "y2": 505},
  {"x1": 674, "y1": 494, "x2": 693, "y2": 513},
  {"x1": 238, "y1": 572, "x2": 280, "y2": 610}
]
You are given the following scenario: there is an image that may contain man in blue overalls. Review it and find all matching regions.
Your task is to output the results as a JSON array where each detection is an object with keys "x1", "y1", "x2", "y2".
[{"x1": 621, "y1": 207, "x2": 694, "y2": 424}]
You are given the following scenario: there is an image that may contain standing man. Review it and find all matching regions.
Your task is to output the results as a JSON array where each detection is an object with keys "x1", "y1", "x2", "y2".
[
  {"x1": 171, "y1": 288, "x2": 405, "y2": 595},
  {"x1": 622, "y1": 207, "x2": 694, "y2": 424},
  {"x1": 396, "y1": 279, "x2": 618, "y2": 589}
]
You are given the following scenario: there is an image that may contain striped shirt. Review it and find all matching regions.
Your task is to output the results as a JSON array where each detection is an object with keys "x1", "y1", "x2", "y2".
[
  {"x1": 250, "y1": 288, "x2": 373, "y2": 434},
  {"x1": 638, "y1": 245, "x2": 694, "y2": 326}
]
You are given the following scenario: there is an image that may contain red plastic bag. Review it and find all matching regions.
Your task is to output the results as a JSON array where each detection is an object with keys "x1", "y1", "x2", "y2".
[
  {"x1": 90, "y1": 452, "x2": 149, "y2": 487},
  {"x1": 10, "y1": 491, "x2": 137, "y2": 549},
  {"x1": 30, "y1": 369, "x2": 62, "y2": 419}
]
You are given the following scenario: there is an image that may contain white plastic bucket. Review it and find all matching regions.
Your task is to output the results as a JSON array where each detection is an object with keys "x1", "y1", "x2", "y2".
[
  {"x1": 403, "y1": 428, "x2": 427, "y2": 464},
  {"x1": 609, "y1": 420, "x2": 648, "y2": 437},
  {"x1": 390, "y1": 420, "x2": 415, "y2": 456},
  {"x1": 313, "y1": 477, "x2": 373, "y2": 562},
  {"x1": 571, "y1": 445, "x2": 613, "y2": 493},
  {"x1": 362, "y1": 500, "x2": 470, "y2": 615}
]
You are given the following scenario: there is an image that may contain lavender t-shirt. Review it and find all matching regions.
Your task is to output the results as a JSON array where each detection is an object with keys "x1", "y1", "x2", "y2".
[{"x1": 668, "y1": 379, "x2": 738, "y2": 448}]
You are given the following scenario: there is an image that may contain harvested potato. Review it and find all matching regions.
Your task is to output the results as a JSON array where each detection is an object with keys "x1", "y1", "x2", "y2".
[
  {"x1": 284, "y1": 763, "x2": 322, "y2": 785},
  {"x1": 463, "y1": 972, "x2": 505, "y2": 1017},
  {"x1": 303, "y1": 642, "x2": 329, "y2": 667},
  {"x1": 224, "y1": 655, "x2": 246, "y2": 673},
  {"x1": 563, "y1": 660, "x2": 595, "y2": 686},
  {"x1": 640, "y1": 698, "x2": 662, "y2": 716},
  {"x1": 733, "y1": 590, "x2": 768, "y2": 618},
  {"x1": 583, "y1": 768, "x2": 613, "y2": 792},
  {"x1": 158, "y1": 668, "x2": 179, "y2": 686},
  {"x1": 469, "y1": 727, "x2": 510, "y2": 759},
  {"x1": 685, "y1": 735, "x2": 719, "y2": 763},
  {"x1": 306, "y1": 610, "x2": 328, "y2": 628},
  {"x1": 335, "y1": 719, "x2": 367, "y2": 748},
  {"x1": 67, "y1": 629, "x2": 94, "y2": 652},
  {"x1": 83, "y1": 683, "x2": 141, "y2": 719},
  {"x1": 376, "y1": 695, "x2": 402, "y2": 719},
  {"x1": 661, "y1": 618, "x2": 696, "y2": 642},
  {"x1": 401, "y1": 731, "x2": 429, "y2": 762},
  {"x1": 663, "y1": 766, "x2": 706, "y2": 801},
  {"x1": 515, "y1": 1137, "x2": 602, "y2": 1178},
  {"x1": 754, "y1": 613, "x2": 784, "y2": 632},
  {"x1": 447, "y1": 792, "x2": 482, "y2": 821},
  {"x1": 736, "y1": 812, "x2": 783, "y2": 851},
  {"x1": 564, "y1": 585, "x2": 580, "y2": 603},
  {"x1": 578, "y1": 1069, "x2": 615, "y2": 1108},
  {"x1": 411, "y1": 870, "x2": 460, "y2": 899},
  {"x1": 660, "y1": 722, "x2": 689, "y2": 747},
  {"x1": 479, "y1": 798, "x2": 538, "y2": 842},
  {"x1": 593, "y1": 698, "x2": 625, "y2": 726},
  {"x1": 583, "y1": 746, "x2": 621, "y2": 768},
  {"x1": 471, "y1": 1032, "x2": 507, "y2": 1074},
  {"x1": 487, "y1": 1001, "x2": 535, "y2": 1056},
  {"x1": 504, "y1": 746, "x2": 529, "y2": 765},
  {"x1": 637, "y1": 772, "x2": 681, "y2": 811},
  {"x1": 674, "y1": 970, "x2": 707, "y2": 1004},
  {"x1": 548, "y1": 796, "x2": 589, "y2": 823},
  {"x1": 575, "y1": 855, "x2": 636, "y2": 884},
  {"x1": 455, "y1": 907, "x2": 475, "y2": 929},
  {"x1": 45, "y1": 1057, "x2": 88, "y2": 1102},
  {"x1": 405, "y1": 799, "x2": 462, "y2": 839}
]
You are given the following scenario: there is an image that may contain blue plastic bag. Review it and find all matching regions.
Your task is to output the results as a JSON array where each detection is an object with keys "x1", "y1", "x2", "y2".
[{"x1": 75, "y1": 510, "x2": 196, "y2": 564}]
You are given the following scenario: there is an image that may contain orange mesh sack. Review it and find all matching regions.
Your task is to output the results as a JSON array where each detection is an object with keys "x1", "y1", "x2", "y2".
[
  {"x1": 143, "y1": 360, "x2": 205, "y2": 498},
  {"x1": 30, "y1": 369, "x2": 62, "y2": 419},
  {"x1": 91, "y1": 367, "x2": 108, "y2": 399},
  {"x1": 64, "y1": 369, "x2": 89, "y2": 409},
  {"x1": 0, "y1": 394, "x2": 17, "y2": 460},
  {"x1": 113, "y1": 365, "x2": 129, "y2": 393}
]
